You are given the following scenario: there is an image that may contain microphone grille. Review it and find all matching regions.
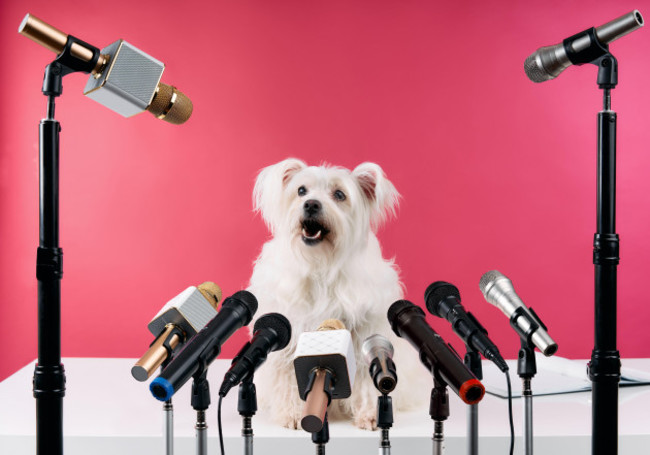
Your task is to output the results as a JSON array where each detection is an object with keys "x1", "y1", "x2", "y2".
[
  {"x1": 197, "y1": 282, "x2": 222, "y2": 310},
  {"x1": 524, "y1": 54, "x2": 552, "y2": 83},
  {"x1": 317, "y1": 319, "x2": 346, "y2": 331},
  {"x1": 424, "y1": 281, "x2": 460, "y2": 317},
  {"x1": 148, "y1": 83, "x2": 193, "y2": 125},
  {"x1": 479, "y1": 270, "x2": 505, "y2": 295},
  {"x1": 254, "y1": 313, "x2": 292, "y2": 350},
  {"x1": 225, "y1": 290, "x2": 258, "y2": 324}
]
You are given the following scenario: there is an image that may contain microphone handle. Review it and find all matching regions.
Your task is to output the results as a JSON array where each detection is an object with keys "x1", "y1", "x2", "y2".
[{"x1": 158, "y1": 304, "x2": 249, "y2": 396}]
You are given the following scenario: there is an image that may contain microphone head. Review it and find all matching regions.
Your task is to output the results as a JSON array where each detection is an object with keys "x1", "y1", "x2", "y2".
[
  {"x1": 197, "y1": 281, "x2": 222, "y2": 310},
  {"x1": 387, "y1": 299, "x2": 424, "y2": 335},
  {"x1": 147, "y1": 83, "x2": 193, "y2": 125},
  {"x1": 361, "y1": 334, "x2": 394, "y2": 364},
  {"x1": 479, "y1": 270, "x2": 510, "y2": 299},
  {"x1": 254, "y1": 313, "x2": 292, "y2": 351},
  {"x1": 223, "y1": 290, "x2": 258, "y2": 325},
  {"x1": 524, "y1": 52, "x2": 555, "y2": 83},
  {"x1": 424, "y1": 281, "x2": 460, "y2": 317}
]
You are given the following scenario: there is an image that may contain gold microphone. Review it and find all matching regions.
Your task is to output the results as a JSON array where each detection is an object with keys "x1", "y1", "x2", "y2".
[{"x1": 132, "y1": 282, "x2": 222, "y2": 381}]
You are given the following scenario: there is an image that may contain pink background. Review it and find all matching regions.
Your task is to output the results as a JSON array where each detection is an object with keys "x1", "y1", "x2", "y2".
[{"x1": 1, "y1": 1, "x2": 649, "y2": 382}]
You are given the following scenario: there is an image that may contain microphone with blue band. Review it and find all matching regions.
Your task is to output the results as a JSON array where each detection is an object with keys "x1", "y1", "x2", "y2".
[{"x1": 150, "y1": 290, "x2": 258, "y2": 401}]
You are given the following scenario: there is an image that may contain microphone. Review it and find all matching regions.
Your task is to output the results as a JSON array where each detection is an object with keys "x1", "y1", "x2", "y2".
[
  {"x1": 218, "y1": 312, "x2": 292, "y2": 397},
  {"x1": 18, "y1": 13, "x2": 193, "y2": 124},
  {"x1": 131, "y1": 282, "x2": 222, "y2": 381},
  {"x1": 387, "y1": 300, "x2": 485, "y2": 405},
  {"x1": 362, "y1": 334, "x2": 398, "y2": 394},
  {"x1": 293, "y1": 319, "x2": 355, "y2": 432},
  {"x1": 425, "y1": 281, "x2": 508, "y2": 373},
  {"x1": 479, "y1": 271, "x2": 558, "y2": 356},
  {"x1": 149, "y1": 291, "x2": 258, "y2": 401},
  {"x1": 524, "y1": 10, "x2": 644, "y2": 83}
]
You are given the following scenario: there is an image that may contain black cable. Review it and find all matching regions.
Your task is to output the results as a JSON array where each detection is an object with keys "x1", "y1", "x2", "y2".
[
  {"x1": 505, "y1": 370, "x2": 514, "y2": 455},
  {"x1": 218, "y1": 394, "x2": 225, "y2": 455}
]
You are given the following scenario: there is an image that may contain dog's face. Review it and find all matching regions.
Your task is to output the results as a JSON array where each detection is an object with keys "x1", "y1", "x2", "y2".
[{"x1": 254, "y1": 159, "x2": 399, "y2": 263}]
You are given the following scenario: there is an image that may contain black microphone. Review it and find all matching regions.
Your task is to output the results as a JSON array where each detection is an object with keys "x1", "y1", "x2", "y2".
[
  {"x1": 387, "y1": 300, "x2": 485, "y2": 405},
  {"x1": 425, "y1": 281, "x2": 508, "y2": 373},
  {"x1": 150, "y1": 291, "x2": 258, "y2": 401},
  {"x1": 218, "y1": 313, "x2": 292, "y2": 397},
  {"x1": 524, "y1": 10, "x2": 643, "y2": 83}
]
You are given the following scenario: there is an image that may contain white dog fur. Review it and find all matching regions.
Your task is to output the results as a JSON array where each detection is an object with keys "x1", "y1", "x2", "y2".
[{"x1": 247, "y1": 158, "x2": 421, "y2": 430}]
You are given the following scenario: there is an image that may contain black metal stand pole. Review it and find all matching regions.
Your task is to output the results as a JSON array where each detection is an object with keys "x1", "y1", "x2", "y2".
[
  {"x1": 238, "y1": 377, "x2": 257, "y2": 455},
  {"x1": 191, "y1": 371, "x2": 212, "y2": 455},
  {"x1": 430, "y1": 374, "x2": 449, "y2": 455},
  {"x1": 377, "y1": 394, "x2": 394, "y2": 455},
  {"x1": 464, "y1": 349, "x2": 482, "y2": 455},
  {"x1": 589, "y1": 69, "x2": 621, "y2": 455},
  {"x1": 34, "y1": 78, "x2": 65, "y2": 455},
  {"x1": 312, "y1": 413, "x2": 330, "y2": 455},
  {"x1": 517, "y1": 341, "x2": 537, "y2": 455},
  {"x1": 31, "y1": 35, "x2": 101, "y2": 455}
]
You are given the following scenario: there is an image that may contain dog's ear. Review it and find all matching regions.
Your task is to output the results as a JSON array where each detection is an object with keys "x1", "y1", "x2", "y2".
[
  {"x1": 352, "y1": 162, "x2": 400, "y2": 229},
  {"x1": 254, "y1": 158, "x2": 307, "y2": 232}
]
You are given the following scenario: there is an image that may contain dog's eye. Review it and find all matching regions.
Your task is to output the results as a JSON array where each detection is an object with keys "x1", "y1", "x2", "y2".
[
  {"x1": 333, "y1": 189, "x2": 346, "y2": 201},
  {"x1": 297, "y1": 186, "x2": 307, "y2": 196}
]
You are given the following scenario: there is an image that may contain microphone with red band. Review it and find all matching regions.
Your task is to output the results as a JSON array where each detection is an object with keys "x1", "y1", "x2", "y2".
[
  {"x1": 387, "y1": 300, "x2": 485, "y2": 405},
  {"x1": 18, "y1": 14, "x2": 193, "y2": 124}
]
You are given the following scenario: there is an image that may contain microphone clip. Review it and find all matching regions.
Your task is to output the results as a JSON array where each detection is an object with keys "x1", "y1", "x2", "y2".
[{"x1": 564, "y1": 28, "x2": 618, "y2": 89}]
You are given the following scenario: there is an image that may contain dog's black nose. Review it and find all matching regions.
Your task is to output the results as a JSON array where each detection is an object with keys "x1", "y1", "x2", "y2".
[{"x1": 303, "y1": 199, "x2": 322, "y2": 216}]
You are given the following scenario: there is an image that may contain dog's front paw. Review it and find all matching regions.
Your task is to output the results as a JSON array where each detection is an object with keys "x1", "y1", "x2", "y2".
[
  {"x1": 278, "y1": 413, "x2": 302, "y2": 430},
  {"x1": 353, "y1": 409, "x2": 377, "y2": 431}
]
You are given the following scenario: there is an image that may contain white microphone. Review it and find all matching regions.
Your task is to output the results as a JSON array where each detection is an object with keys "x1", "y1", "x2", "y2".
[
  {"x1": 524, "y1": 10, "x2": 644, "y2": 83},
  {"x1": 479, "y1": 271, "x2": 558, "y2": 356},
  {"x1": 19, "y1": 14, "x2": 193, "y2": 124},
  {"x1": 131, "y1": 282, "x2": 222, "y2": 381},
  {"x1": 293, "y1": 319, "x2": 355, "y2": 432}
]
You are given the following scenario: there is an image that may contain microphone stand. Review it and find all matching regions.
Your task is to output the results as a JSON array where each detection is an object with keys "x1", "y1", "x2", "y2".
[
  {"x1": 312, "y1": 413, "x2": 330, "y2": 455},
  {"x1": 238, "y1": 376, "x2": 257, "y2": 455},
  {"x1": 430, "y1": 373, "x2": 450, "y2": 455},
  {"x1": 191, "y1": 370, "x2": 212, "y2": 455},
  {"x1": 377, "y1": 394, "x2": 394, "y2": 455},
  {"x1": 32, "y1": 35, "x2": 102, "y2": 455},
  {"x1": 463, "y1": 349, "x2": 482, "y2": 455},
  {"x1": 161, "y1": 357, "x2": 175, "y2": 455},
  {"x1": 587, "y1": 50, "x2": 621, "y2": 455},
  {"x1": 517, "y1": 339, "x2": 537, "y2": 455}
]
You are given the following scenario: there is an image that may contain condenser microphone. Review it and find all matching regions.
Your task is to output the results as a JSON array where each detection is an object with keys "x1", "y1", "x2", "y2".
[
  {"x1": 149, "y1": 291, "x2": 258, "y2": 401},
  {"x1": 294, "y1": 319, "x2": 355, "y2": 432},
  {"x1": 387, "y1": 300, "x2": 485, "y2": 405},
  {"x1": 524, "y1": 10, "x2": 644, "y2": 83},
  {"x1": 425, "y1": 281, "x2": 508, "y2": 373},
  {"x1": 18, "y1": 14, "x2": 193, "y2": 124},
  {"x1": 131, "y1": 282, "x2": 222, "y2": 381},
  {"x1": 218, "y1": 312, "x2": 292, "y2": 397},
  {"x1": 362, "y1": 334, "x2": 397, "y2": 394},
  {"x1": 479, "y1": 271, "x2": 558, "y2": 356}
]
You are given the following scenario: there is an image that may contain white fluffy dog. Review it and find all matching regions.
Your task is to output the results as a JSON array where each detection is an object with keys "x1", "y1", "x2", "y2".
[{"x1": 247, "y1": 158, "x2": 418, "y2": 430}]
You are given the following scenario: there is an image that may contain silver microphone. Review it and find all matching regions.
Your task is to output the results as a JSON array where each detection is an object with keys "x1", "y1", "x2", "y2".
[
  {"x1": 19, "y1": 14, "x2": 193, "y2": 124},
  {"x1": 524, "y1": 10, "x2": 644, "y2": 83},
  {"x1": 362, "y1": 334, "x2": 397, "y2": 394},
  {"x1": 479, "y1": 271, "x2": 558, "y2": 356}
]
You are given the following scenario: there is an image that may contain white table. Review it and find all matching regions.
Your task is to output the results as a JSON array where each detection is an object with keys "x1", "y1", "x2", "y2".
[{"x1": 1, "y1": 358, "x2": 649, "y2": 454}]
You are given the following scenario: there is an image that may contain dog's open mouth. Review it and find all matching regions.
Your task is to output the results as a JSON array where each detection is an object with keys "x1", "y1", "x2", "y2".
[{"x1": 301, "y1": 219, "x2": 329, "y2": 245}]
